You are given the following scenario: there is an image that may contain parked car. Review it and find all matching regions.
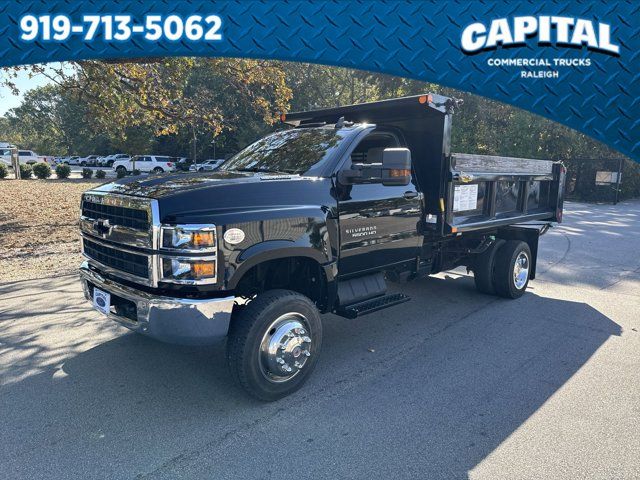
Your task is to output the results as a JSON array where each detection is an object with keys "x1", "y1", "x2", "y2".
[
  {"x1": 18, "y1": 150, "x2": 46, "y2": 165},
  {"x1": 174, "y1": 157, "x2": 193, "y2": 171},
  {"x1": 112, "y1": 155, "x2": 177, "y2": 174},
  {"x1": 78, "y1": 94, "x2": 566, "y2": 401},
  {"x1": 66, "y1": 156, "x2": 81, "y2": 165},
  {"x1": 103, "y1": 154, "x2": 129, "y2": 167},
  {"x1": 79, "y1": 155, "x2": 99, "y2": 167},
  {"x1": 189, "y1": 159, "x2": 225, "y2": 172}
]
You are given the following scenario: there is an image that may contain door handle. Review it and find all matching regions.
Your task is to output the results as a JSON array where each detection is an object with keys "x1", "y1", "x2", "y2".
[{"x1": 403, "y1": 191, "x2": 419, "y2": 200}]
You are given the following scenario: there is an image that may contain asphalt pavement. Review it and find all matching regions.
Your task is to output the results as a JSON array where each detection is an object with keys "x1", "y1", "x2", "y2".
[{"x1": 0, "y1": 200, "x2": 638, "y2": 479}]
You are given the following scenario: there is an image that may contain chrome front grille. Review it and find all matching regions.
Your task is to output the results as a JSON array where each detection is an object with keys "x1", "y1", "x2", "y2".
[
  {"x1": 80, "y1": 191, "x2": 218, "y2": 288},
  {"x1": 80, "y1": 192, "x2": 160, "y2": 286},
  {"x1": 83, "y1": 238, "x2": 150, "y2": 279},
  {"x1": 80, "y1": 192, "x2": 159, "y2": 250},
  {"x1": 81, "y1": 201, "x2": 149, "y2": 230}
]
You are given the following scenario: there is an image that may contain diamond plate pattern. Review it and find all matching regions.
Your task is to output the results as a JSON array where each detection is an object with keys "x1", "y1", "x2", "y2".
[{"x1": 1, "y1": 1, "x2": 638, "y2": 161}]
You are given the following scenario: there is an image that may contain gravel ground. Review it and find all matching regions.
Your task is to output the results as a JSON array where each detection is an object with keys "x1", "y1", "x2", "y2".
[{"x1": 0, "y1": 178, "x2": 104, "y2": 282}]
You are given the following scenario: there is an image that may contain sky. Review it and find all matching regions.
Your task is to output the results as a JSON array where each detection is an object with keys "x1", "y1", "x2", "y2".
[{"x1": 0, "y1": 63, "x2": 64, "y2": 116}]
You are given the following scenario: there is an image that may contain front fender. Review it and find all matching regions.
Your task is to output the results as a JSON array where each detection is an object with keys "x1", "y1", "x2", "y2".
[
  {"x1": 228, "y1": 242, "x2": 332, "y2": 290},
  {"x1": 220, "y1": 213, "x2": 336, "y2": 290}
]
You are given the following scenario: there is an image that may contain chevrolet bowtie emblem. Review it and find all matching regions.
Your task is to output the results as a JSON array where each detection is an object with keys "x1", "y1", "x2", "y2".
[{"x1": 93, "y1": 219, "x2": 112, "y2": 237}]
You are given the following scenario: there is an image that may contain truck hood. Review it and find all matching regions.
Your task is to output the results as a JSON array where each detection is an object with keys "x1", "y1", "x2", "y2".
[
  {"x1": 91, "y1": 171, "x2": 336, "y2": 224},
  {"x1": 95, "y1": 170, "x2": 299, "y2": 198}
]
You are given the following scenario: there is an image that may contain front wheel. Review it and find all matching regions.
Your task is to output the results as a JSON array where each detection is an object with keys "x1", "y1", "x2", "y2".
[
  {"x1": 115, "y1": 166, "x2": 126, "y2": 174},
  {"x1": 153, "y1": 167, "x2": 164, "y2": 173},
  {"x1": 226, "y1": 290, "x2": 323, "y2": 401},
  {"x1": 493, "y1": 240, "x2": 532, "y2": 299}
]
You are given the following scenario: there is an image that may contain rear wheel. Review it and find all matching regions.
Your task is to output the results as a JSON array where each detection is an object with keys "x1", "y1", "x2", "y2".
[
  {"x1": 153, "y1": 167, "x2": 164, "y2": 173},
  {"x1": 473, "y1": 239, "x2": 505, "y2": 295},
  {"x1": 226, "y1": 290, "x2": 322, "y2": 401},
  {"x1": 493, "y1": 240, "x2": 532, "y2": 299},
  {"x1": 80, "y1": 161, "x2": 86, "y2": 166}
]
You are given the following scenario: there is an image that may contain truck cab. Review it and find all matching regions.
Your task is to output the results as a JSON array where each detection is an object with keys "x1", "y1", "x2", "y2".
[{"x1": 79, "y1": 94, "x2": 565, "y2": 401}]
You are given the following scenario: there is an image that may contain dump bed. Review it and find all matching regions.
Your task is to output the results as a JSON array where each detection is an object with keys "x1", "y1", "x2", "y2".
[
  {"x1": 285, "y1": 94, "x2": 565, "y2": 236},
  {"x1": 444, "y1": 153, "x2": 565, "y2": 234}
]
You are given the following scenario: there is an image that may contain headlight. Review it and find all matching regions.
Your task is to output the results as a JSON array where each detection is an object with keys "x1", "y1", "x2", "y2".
[
  {"x1": 161, "y1": 258, "x2": 217, "y2": 283},
  {"x1": 161, "y1": 225, "x2": 216, "y2": 252}
]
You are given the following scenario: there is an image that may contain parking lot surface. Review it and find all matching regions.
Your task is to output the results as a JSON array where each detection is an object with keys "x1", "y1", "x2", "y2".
[{"x1": 0, "y1": 201, "x2": 638, "y2": 479}]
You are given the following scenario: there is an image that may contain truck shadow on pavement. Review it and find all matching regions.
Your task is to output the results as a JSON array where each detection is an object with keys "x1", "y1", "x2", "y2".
[{"x1": 0, "y1": 274, "x2": 623, "y2": 479}]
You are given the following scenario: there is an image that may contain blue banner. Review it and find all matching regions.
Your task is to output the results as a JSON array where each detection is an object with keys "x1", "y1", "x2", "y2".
[{"x1": 1, "y1": 0, "x2": 638, "y2": 161}]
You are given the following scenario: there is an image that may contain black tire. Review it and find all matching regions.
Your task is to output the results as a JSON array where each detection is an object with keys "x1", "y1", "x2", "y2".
[
  {"x1": 153, "y1": 167, "x2": 164, "y2": 173},
  {"x1": 116, "y1": 166, "x2": 126, "y2": 174},
  {"x1": 493, "y1": 240, "x2": 532, "y2": 299},
  {"x1": 473, "y1": 239, "x2": 505, "y2": 294},
  {"x1": 198, "y1": 167, "x2": 204, "y2": 172},
  {"x1": 226, "y1": 289, "x2": 323, "y2": 401},
  {"x1": 80, "y1": 161, "x2": 86, "y2": 166}
]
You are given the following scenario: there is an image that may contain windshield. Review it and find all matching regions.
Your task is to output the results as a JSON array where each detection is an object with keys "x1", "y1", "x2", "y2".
[{"x1": 220, "y1": 127, "x2": 349, "y2": 175}]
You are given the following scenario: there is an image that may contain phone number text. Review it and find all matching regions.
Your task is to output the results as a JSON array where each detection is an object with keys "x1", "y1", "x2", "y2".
[{"x1": 19, "y1": 14, "x2": 223, "y2": 42}]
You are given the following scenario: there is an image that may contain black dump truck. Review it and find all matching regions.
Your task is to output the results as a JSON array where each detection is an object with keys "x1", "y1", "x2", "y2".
[{"x1": 79, "y1": 94, "x2": 565, "y2": 400}]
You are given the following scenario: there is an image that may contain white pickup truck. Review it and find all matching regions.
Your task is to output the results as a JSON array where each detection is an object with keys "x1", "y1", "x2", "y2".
[
  {"x1": 1, "y1": 146, "x2": 51, "y2": 167},
  {"x1": 19, "y1": 150, "x2": 48, "y2": 165},
  {"x1": 112, "y1": 155, "x2": 177, "y2": 174}
]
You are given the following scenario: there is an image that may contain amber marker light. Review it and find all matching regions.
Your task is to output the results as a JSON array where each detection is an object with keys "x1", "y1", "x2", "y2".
[
  {"x1": 192, "y1": 231, "x2": 215, "y2": 248},
  {"x1": 192, "y1": 261, "x2": 216, "y2": 278},
  {"x1": 390, "y1": 169, "x2": 411, "y2": 177}
]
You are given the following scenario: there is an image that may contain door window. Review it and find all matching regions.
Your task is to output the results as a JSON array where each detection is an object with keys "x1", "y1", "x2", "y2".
[{"x1": 349, "y1": 130, "x2": 401, "y2": 166}]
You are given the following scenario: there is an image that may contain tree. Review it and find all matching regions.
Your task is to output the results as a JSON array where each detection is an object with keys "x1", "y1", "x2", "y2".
[
  {"x1": 1, "y1": 60, "x2": 636, "y2": 199},
  {"x1": 2, "y1": 58, "x2": 292, "y2": 155}
]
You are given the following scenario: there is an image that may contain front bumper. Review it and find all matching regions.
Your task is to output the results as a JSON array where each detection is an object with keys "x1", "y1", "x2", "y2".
[{"x1": 80, "y1": 262, "x2": 235, "y2": 345}]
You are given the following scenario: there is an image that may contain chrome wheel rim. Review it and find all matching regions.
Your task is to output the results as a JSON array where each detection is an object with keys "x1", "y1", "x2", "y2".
[
  {"x1": 513, "y1": 251, "x2": 530, "y2": 290},
  {"x1": 259, "y1": 312, "x2": 312, "y2": 383}
]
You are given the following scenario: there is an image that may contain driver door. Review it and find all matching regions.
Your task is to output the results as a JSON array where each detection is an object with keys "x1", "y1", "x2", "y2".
[{"x1": 336, "y1": 130, "x2": 423, "y2": 276}]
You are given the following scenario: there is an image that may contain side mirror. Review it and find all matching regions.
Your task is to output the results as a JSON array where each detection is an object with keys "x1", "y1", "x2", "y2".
[{"x1": 381, "y1": 148, "x2": 411, "y2": 186}]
